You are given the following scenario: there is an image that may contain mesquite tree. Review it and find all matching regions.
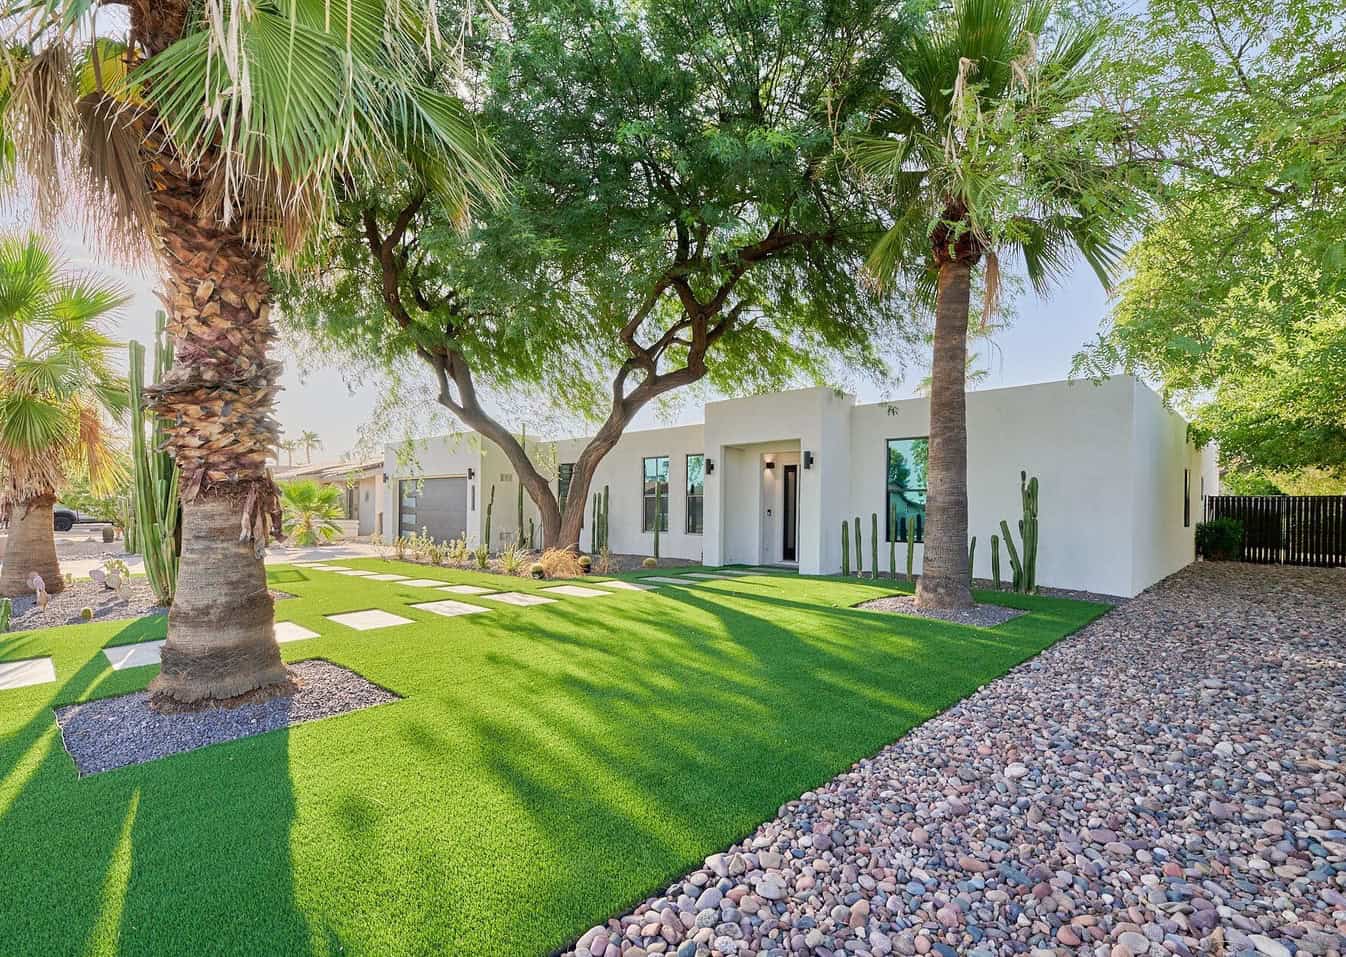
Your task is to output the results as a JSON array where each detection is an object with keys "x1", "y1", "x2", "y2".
[{"x1": 280, "y1": 0, "x2": 920, "y2": 551}]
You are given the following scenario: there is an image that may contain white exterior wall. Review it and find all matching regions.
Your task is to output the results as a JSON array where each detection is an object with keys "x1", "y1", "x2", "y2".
[{"x1": 382, "y1": 434, "x2": 484, "y2": 544}]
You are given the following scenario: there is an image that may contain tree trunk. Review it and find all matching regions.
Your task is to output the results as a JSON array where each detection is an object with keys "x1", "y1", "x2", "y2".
[
  {"x1": 148, "y1": 495, "x2": 290, "y2": 708},
  {"x1": 139, "y1": 121, "x2": 290, "y2": 710},
  {"x1": 0, "y1": 495, "x2": 63, "y2": 597},
  {"x1": 915, "y1": 257, "x2": 974, "y2": 610}
]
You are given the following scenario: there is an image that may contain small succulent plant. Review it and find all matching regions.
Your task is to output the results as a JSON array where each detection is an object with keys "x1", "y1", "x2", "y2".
[
  {"x1": 81, "y1": 606, "x2": 94, "y2": 622},
  {"x1": 529, "y1": 562, "x2": 545, "y2": 580},
  {"x1": 641, "y1": 557, "x2": 657, "y2": 569}
]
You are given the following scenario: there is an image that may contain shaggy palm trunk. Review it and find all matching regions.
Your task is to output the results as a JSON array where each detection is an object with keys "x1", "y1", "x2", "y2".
[
  {"x1": 915, "y1": 256, "x2": 974, "y2": 610},
  {"x1": 141, "y1": 125, "x2": 289, "y2": 710},
  {"x1": 0, "y1": 495, "x2": 63, "y2": 596}
]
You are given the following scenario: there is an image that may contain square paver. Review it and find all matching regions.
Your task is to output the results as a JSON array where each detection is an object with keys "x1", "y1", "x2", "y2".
[
  {"x1": 592, "y1": 580, "x2": 656, "y2": 592},
  {"x1": 641, "y1": 576, "x2": 698, "y2": 585},
  {"x1": 365, "y1": 574, "x2": 411, "y2": 582},
  {"x1": 305, "y1": 565, "x2": 340, "y2": 571},
  {"x1": 274, "y1": 621, "x2": 320, "y2": 644},
  {"x1": 393, "y1": 579, "x2": 449, "y2": 588},
  {"x1": 540, "y1": 585, "x2": 613, "y2": 598},
  {"x1": 715, "y1": 569, "x2": 755, "y2": 576},
  {"x1": 326, "y1": 609, "x2": 414, "y2": 631},
  {"x1": 437, "y1": 584, "x2": 495, "y2": 595},
  {"x1": 478, "y1": 592, "x2": 557, "y2": 606},
  {"x1": 686, "y1": 573, "x2": 734, "y2": 580},
  {"x1": 103, "y1": 640, "x2": 165, "y2": 671},
  {"x1": 334, "y1": 569, "x2": 376, "y2": 576},
  {"x1": 410, "y1": 599, "x2": 491, "y2": 618},
  {"x1": 0, "y1": 657, "x2": 56, "y2": 690}
]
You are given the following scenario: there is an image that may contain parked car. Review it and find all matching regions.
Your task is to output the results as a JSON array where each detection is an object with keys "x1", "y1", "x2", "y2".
[{"x1": 52, "y1": 505, "x2": 104, "y2": 532}]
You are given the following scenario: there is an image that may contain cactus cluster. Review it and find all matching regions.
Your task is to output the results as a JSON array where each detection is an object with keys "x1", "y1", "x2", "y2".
[
  {"x1": 997, "y1": 471, "x2": 1040, "y2": 593},
  {"x1": 127, "y1": 311, "x2": 180, "y2": 606}
]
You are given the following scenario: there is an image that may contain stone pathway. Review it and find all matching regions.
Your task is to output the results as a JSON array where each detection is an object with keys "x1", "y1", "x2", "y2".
[
  {"x1": 0, "y1": 657, "x2": 55, "y2": 690},
  {"x1": 565, "y1": 563, "x2": 1346, "y2": 957}
]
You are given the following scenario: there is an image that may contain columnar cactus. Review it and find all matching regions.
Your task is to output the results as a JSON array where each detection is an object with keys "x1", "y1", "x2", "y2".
[
  {"x1": 1000, "y1": 519, "x2": 1024, "y2": 592},
  {"x1": 485, "y1": 485, "x2": 495, "y2": 552},
  {"x1": 0, "y1": 598, "x2": 10, "y2": 632},
  {"x1": 991, "y1": 534, "x2": 1002, "y2": 590},
  {"x1": 968, "y1": 535, "x2": 977, "y2": 583},
  {"x1": 906, "y1": 533, "x2": 915, "y2": 582},
  {"x1": 841, "y1": 520, "x2": 850, "y2": 576},
  {"x1": 888, "y1": 506, "x2": 897, "y2": 580},
  {"x1": 528, "y1": 518, "x2": 535, "y2": 551},
  {"x1": 870, "y1": 513, "x2": 878, "y2": 580},
  {"x1": 853, "y1": 516, "x2": 862, "y2": 575},
  {"x1": 652, "y1": 481, "x2": 662, "y2": 561},
  {"x1": 591, "y1": 492, "x2": 600, "y2": 552},
  {"x1": 601, "y1": 484, "x2": 610, "y2": 550},
  {"x1": 998, "y1": 471, "x2": 1041, "y2": 593},
  {"x1": 128, "y1": 312, "x2": 180, "y2": 606}
]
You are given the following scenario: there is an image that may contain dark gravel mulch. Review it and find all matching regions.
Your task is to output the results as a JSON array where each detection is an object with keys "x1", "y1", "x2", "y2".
[
  {"x1": 856, "y1": 593, "x2": 1028, "y2": 627},
  {"x1": 54, "y1": 659, "x2": 401, "y2": 776}
]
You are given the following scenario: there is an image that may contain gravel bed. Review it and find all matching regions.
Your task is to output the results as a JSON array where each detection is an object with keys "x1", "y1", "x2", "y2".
[
  {"x1": 566, "y1": 562, "x2": 1346, "y2": 957},
  {"x1": 0, "y1": 529, "x2": 124, "y2": 562},
  {"x1": 7, "y1": 578, "x2": 166, "y2": 630},
  {"x1": 856, "y1": 595, "x2": 1027, "y2": 627},
  {"x1": 54, "y1": 659, "x2": 400, "y2": 776}
]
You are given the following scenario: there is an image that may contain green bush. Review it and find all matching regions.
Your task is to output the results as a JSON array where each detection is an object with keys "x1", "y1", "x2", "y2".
[{"x1": 1196, "y1": 518, "x2": 1244, "y2": 560}]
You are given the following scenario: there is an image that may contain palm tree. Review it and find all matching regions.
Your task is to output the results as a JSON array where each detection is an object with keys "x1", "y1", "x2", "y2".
[
  {"x1": 299, "y1": 431, "x2": 323, "y2": 465},
  {"x1": 852, "y1": 0, "x2": 1147, "y2": 609},
  {"x1": 0, "y1": 234, "x2": 128, "y2": 597},
  {"x1": 1, "y1": 2, "x2": 502, "y2": 708},
  {"x1": 277, "y1": 439, "x2": 300, "y2": 467},
  {"x1": 280, "y1": 480, "x2": 344, "y2": 546}
]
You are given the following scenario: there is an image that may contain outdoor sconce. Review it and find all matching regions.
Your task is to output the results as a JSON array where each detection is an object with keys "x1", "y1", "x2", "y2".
[
  {"x1": 705, "y1": 458, "x2": 715, "y2": 475},
  {"x1": 467, "y1": 468, "x2": 475, "y2": 480},
  {"x1": 803, "y1": 451, "x2": 814, "y2": 470},
  {"x1": 764, "y1": 460, "x2": 776, "y2": 470},
  {"x1": 382, "y1": 473, "x2": 389, "y2": 482}
]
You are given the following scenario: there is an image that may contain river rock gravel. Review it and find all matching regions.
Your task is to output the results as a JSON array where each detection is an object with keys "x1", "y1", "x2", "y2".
[
  {"x1": 565, "y1": 562, "x2": 1346, "y2": 957},
  {"x1": 54, "y1": 659, "x2": 400, "y2": 775},
  {"x1": 857, "y1": 595, "x2": 1028, "y2": 628}
]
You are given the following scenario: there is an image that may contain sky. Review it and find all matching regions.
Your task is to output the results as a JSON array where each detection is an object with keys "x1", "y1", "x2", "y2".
[{"x1": 13, "y1": 218, "x2": 1116, "y2": 462}]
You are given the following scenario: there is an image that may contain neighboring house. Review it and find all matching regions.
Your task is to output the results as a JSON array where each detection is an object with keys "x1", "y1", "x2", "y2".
[
  {"x1": 275, "y1": 458, "x2": 385, "y2": 538},
  {"x1": 383, "y1": 375, "x2": 1219, "y2": 597}
]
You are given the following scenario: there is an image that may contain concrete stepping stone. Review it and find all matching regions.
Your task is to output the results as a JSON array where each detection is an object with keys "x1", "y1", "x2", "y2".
[
  {"x1": 326, "y1": 609, "x2": 414, "y2": 631},
  {"x1": 592, "y1": 580, "x2": 656, "y2": 592},
  {"x1": 364, "y1": 574, "x2": 411, "y2": 582},
  {"x1": 275, "y1": 621, "x2": 320, "y2": 644},
  {"x1": 686, "y1": 573, "x2": 734, "y2": 580},
  {"x1": 540, "y1": 585, "x2": 613, "y2": 598},
  {"x1": 478, "y1": 592, "x2": 556, "y2": 606},
  {"x1": 437, "y1": 584, "x2": 494, "y2": 595},
  {"x1": 334, "y1": 569, "x2": 376, "y2": 576},
  {"x1": 396, "y1": 579, "x2": 451, "y2": 588},
  {"x1": 305, "y1": 564, "x2": 340, "y2": 571},
  {"x1": 410, "y1": 599, "x2": 491, "y2": 618},
  {"x1": 641, "y1": 576, "x2": 698, "y2": 585},
  {"x1": 716, "y1": 569, "x2": 755, "y2": 576},
  {"x1": 104, "y1": 640, "x2": 166, "y2": 671},
  {"x1": 0, "y1": 657, "x2": 56, "y2": 690}
]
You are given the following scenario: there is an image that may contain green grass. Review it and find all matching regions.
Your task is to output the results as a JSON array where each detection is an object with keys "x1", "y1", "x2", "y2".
[{"x1": 0, "y1": 560, "x2": 1109, "y2": 956}]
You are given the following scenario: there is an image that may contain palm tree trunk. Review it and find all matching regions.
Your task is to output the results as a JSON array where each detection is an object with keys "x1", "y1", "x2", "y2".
[
  {"x1": 0, "y1": 495, "x2": 63, "y2": 597},
  {"x1": 141, "y1": 125, "x2": 289, "y2": 710},
  {"x1": 915, "y1": 257, "x2": 974, "y2": 610}
]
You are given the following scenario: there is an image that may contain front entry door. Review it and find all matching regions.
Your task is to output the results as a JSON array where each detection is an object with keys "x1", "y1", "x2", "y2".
[{"x1": 782, "y1": 464, "x2": 798, "y2": 562}]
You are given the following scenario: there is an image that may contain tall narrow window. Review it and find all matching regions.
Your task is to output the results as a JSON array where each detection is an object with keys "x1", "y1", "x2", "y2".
[
  {"x1": 1184, "y1": 468, "x2": 1191, "y2": 527},
  {"x1": 686, "y1": 454, "x2": 705, "y2": 534},
  {"x1": 642, "y1": 456, "x2": 669, "y2": 532},
  {"x1": 558, "y1": 463, "x2": 575, "y2": 512},
  {"x1": 885, "y1": 437, "x2": 929, "y2": 542}
]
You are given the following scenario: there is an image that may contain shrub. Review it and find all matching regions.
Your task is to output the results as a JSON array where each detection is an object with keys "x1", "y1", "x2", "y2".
[
  {"x1": 578, "y1": 555, "x2": 592, "y2": 573},
  {"x1": 446, "y1": 535, "x2": 469, "y2": 564},
  {"x1": 1196, "y1": 518, "x2": 1244, "y2": 560},
  {"x1": 474, "y1": 544, "x2": 489, "y2": 569},
  {"x1": 641, "y1": 556, "x2": 657, "y2": 568},
  {"x1": 593, "y1": 546, "x2": 615, "y2": 575},
  {"x1": 538, "y1": 547, "x2": 586, "y2": 579},
  {"x1": 495, "y1": 543, "x2": 529, "y2": 576},
  {"x1": 529, "y1": 562, "x2": 545, "y2": 580},
  {"x1": 280, "y1": 480, "x2": 345, "y2": 546}
]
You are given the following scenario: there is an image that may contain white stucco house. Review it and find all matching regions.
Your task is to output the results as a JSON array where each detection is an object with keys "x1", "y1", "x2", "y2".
[{"x1": 379, "y1": 375, "x2": 1218, "y2": 598}]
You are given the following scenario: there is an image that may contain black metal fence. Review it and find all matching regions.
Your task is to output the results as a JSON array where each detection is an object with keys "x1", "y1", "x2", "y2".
[{"x1": 1204, "y1": 495, "x2": 1346, "y2": 567}]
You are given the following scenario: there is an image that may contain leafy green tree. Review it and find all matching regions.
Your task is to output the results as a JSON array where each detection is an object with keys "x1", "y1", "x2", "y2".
[
  {"x1": 1, "y1": 1, "x2": 501, "y2": 708},
  {"x1": 280, "y1": 0, "x2": 920, "y2": 551},
  {"x1": 1077, "y1": 0, "x2": 1345, "y2": 479},
  {"x1": 0, "y1": 234, "x2": 127, "y2": 597},
  {"x1": 852, "y1": 0, "x2": 1152, "y2": 609},
  {"x1": 280, "y1": 480, "x2": 345, "y2": 547}
]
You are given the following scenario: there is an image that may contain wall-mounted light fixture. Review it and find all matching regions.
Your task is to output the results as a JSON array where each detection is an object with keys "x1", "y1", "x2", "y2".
[
  {"x1": 382, "y1": 473, "x2": 389, "y2": 483},
  {"x1": 705, "y1": 458, "x2": 715, "y2": 475},
  {"x1": 467, "y1": 468, "x2": 475, "y2": 480},
  {"x1": 763, "y1": 460, "x2": 776, "y2": 470},
  {"x1": 803, "y1": 451, "x2": 814, "y2": 470}
]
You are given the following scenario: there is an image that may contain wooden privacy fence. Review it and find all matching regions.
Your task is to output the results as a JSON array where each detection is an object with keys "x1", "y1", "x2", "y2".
[{"x1": 1204, "y1": 495, "x2": 1346, "y2": 566}]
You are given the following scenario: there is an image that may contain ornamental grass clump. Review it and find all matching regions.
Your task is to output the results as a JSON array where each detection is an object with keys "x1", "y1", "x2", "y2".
[{"x1": 539, "y1": 548, "x2": 586, "y2": 579}]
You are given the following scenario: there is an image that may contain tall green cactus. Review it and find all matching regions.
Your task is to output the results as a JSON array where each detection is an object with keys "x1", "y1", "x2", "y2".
[
  {"x1": 485, "y1": 485, "x2": 495, "y2": 552},
  {"x1": 652, "y1": 479, "x2": 662, "y2": 560},
  {"x1": 991, "y1": 534, "x2": 1002, "y2": 590},
  {"x1": 870, "y1": 513, "x2": 878, "y2": 580},
  {"x1": 601, "y1": 484, "x2": 610, "y2": 550},
  {"x1": 888, "y1": 506, "x2": 897, "y2": 579},
  {"x1": 127, "y1": 311, "x2": 180, "y2": 606},
  {"x1": 968, "y1": 535, "x2": 977, "y2": 583},
  {"x1": 0, "y1": 597, "x2": 10, "y2": 633},
  {"x1": 841, "y1": 520, "x2": 850, "y2": 576},
  {"x1": 528, "y1": 518, "x2": 535, "y2": 551},
  {"x1": 1000, "y1": 519, "x2": 1024, "y2": 591},
  {"x1": 591, "y1": 492, "x2": 600, "y2": 552},
  {"x1": 516, "y1": 428, "x2": 527, "y2": 548},
  {"x1": 998, "y1": 471, "x2": 1041, "y2": 593},
  {"x1": 853, "y1": 516, "x2": 862, "y2": 575},
  {"x1": 906, "y1": 532, "x2": 915, "y2": 582}
]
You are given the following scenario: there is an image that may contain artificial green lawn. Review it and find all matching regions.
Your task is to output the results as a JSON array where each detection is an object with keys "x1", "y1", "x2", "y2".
[{"x1": 0, "y1": 561, "x2": 1109, "y2": 956}]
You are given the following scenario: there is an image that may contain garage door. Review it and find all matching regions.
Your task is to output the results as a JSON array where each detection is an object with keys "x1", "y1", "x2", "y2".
[{"x1": 398, "y1": 478, "x2": 468, "y2": 541}]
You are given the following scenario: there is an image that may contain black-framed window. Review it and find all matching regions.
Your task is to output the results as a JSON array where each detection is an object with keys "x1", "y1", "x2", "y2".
[
  {"x1": 558, "y1": 463, "x2": 575, "y2": 512},
  {"x1": 642, "y1": 456, "x2": 669, "y2": 532},
  {"x1": 686, "y1": 454, "x2": 705, "y2": 534},
  {"x1": 885, "y1": 437, "x2": 928, "y2": 542},
  {"x1": 1184, "y1": 468, "x2": 1191, "y2": 527}
]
